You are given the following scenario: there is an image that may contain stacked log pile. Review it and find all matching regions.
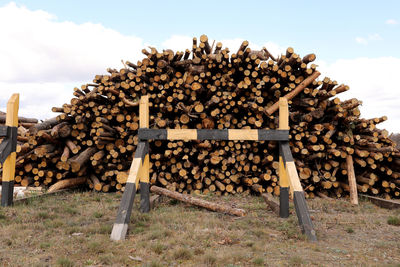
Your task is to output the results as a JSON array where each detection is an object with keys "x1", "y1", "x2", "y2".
[{"x1": 2, "y1": 35, "x2": 399, "y2": 199}]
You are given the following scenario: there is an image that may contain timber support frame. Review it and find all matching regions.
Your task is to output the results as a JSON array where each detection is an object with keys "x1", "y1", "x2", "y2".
[
  {"x1": 111, "y1": 96, "x2": 317, "y2": 241},
  {"x1": 0, "y1": 93, "x2": 19, "y2": 207}
]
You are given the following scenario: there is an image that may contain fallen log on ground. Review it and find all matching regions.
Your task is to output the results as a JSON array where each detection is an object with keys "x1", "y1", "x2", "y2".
[
  {"x1": 150, "y1": 185, "x2": 246, "y2": 216},
  {"x1": 262, "y1": 193, "x2": 280, "y2": 215}
]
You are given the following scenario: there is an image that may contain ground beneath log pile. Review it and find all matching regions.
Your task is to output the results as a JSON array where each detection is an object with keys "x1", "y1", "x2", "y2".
[{"x1": 0, "y1": 191, "x2": 399, "y2": 266}]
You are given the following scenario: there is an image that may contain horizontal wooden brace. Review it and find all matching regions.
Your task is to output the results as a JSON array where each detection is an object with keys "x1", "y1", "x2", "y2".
[{"x1": 138, "y1": 129, "x2": 289, "y2": 141}]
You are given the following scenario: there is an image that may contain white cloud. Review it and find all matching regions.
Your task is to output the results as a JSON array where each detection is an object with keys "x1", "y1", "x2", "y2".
[
  {"x1": 355, "y1": 37, "x2": 368, "y2": 45},
  {"x1": 0, "y1": 3, "x2": 399, "y2": 134},
  {"x1": 317, "y1": 57, "x2": 400, "y2": 133},
  {"x1": 386, "y1": 19, "x2": 398, "y2": 25},
  {"x1": 0, "y1": 82, "x2": 74, "y2": 120},
  {"x1": 161, "y1": 35, "x2": 193, "y2": 52},
  {"x1": 0, "y1": 2, "x2": 144, "y2": 83},
  {"x1": 355, "y1": 34, "x2": 382, "y2": 45},
  {"x1": 368, "y1": 33, "x2": 382, "y2": 41}
]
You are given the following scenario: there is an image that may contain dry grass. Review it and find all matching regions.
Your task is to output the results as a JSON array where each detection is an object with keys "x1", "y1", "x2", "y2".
[{"x1": 0, "y1": 190, "x2": 400, "y2": 266}]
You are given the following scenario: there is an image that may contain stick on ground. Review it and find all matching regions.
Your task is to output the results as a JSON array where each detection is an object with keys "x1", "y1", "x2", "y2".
[{"x1": 150, "y1": 185, "x2": 246, "y2": 216}]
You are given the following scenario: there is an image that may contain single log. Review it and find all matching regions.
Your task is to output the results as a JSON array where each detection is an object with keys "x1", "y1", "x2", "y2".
[
  {"x1": 29, "y1": 117, "x2": 59, "y2": 134},
  {"x1": 47, "y1": 177, "x2": 87, "y2": 193},
  {"x1": 346, "y1": 155, "x2": 358, "y2": 205},
  {"x1": 69, "y1": 147, "x2": 98, "y2": 173},
  {"x1": 360, "y1": 194, "x2": 400, "y2": 209},
  {"x1": 90, "y1": 174, "x2": 102, "y2": 191},
  {"x1": 150, "y1": 185, "x2": 246, "y2": 216},
  {"x1": 0, "y1": 115, "x2": 38, "y2": 124},
  {"x1": 262, "y1": 193, "x2": 280, "y2": 215},
  {"x1": 266, "y1": 71, "x2": 321, "y2": 115}
]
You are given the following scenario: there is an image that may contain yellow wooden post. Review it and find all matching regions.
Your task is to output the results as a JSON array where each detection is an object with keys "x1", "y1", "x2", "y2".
[
  {"x1": 278, "y1": 97, "x2": 290, "y2": 217},
  {"x1": 1, "y1": 93, "x2": 19, "y2": 206},
  {"x1": 278, "y1": 97, "x2": 289, "y2": 187},
  {"x1": 139, "y1": 95, "x2": 149, "y2": 129},
  {"x1": 139, "y1": 95, "x2": 150, "y2": 212}
]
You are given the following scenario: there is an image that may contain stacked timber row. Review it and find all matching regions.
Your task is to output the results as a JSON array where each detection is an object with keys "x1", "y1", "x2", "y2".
[{"x1": 1, "y1": 35, "x2": 399, "y2": 199}]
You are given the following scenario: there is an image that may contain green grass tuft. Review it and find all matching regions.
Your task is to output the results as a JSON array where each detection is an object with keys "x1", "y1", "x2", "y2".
[
  {"x1": 253, "y1": 257, "x2": 265, "y2": 266},
  {"x1": 289, "y1": 256, "x2": 306, "y2": 266},
  {"x1": 93, "y1": 211, "x2": 103, "y2": 218},
  {"x1": 88, "y1": 241, "x2": 106, "y2": 254},
  {"x1": 40, "y1": 242, "x2": 51, "y2": 249},
  {"x1": 151, "y1": 242, "x2": 166, "y2": 254},
  {"x1": 202, "y1": 253, "x2": 217, "y2": 266},
  {"x1": 172, "y1": 247, "x2": 193, "y2": 260},
  {"x1": 56, "y1": 257, "x2": 74, "y2": 267},
  {"x1": 387, "y1": 216, "x2": 400, "y2": 226}
]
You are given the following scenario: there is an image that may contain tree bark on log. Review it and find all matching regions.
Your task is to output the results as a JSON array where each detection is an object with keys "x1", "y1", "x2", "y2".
[
  {"x1": 262, "y1": 193, "x2": 280, "y2": 215},
  {"x1": 265, "y1": 71, "x2": 321, "y2": 115},
  {"x1": 29, "y1": 117, "x2": 59, "y2": 134},
  {"x1": 150, "y1": 185, "x2": 246, "y2": 216},
  {"x1": 47, "y1": 177, "x2": 87, "y2": 193},
  {"x1": 346, "y1": 155, "x2": 358, "y2": 205}
]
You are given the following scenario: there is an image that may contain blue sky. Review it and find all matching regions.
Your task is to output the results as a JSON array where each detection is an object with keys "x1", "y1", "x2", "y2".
[
  {"x1": 0, "y1": 1, "x2": 399, "y2": 132},
  {"x1": 2, "y1": 0, "x2": 399, "y2": 62}
]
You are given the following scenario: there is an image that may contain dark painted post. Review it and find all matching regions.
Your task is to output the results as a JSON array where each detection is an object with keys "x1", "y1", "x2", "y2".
[
  {"x1": 278, "y1": 98, "x2": 290, "y2": 218},
  {"x1": 1, "y1": 94, "x2": 19, "y2": 207}
]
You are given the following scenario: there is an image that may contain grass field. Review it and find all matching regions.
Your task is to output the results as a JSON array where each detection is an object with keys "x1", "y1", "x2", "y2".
[{"x1": 0, "y1": 191, "x2": 400, "y2": 266}]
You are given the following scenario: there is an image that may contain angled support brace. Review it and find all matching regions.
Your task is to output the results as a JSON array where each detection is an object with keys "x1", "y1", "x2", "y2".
[
  {"x1": 280, "y1": 141, "x2": 317, "y2": 241},
  {"x1": 111, "y1": 96, "x2": 150, "y2": 241},
  {"x1": 110, "y1": 142, "x2": 148, "y2": 241}
]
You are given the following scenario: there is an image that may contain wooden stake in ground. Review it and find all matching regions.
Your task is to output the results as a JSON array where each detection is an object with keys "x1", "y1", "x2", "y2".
[
  {"x1": 150, "y1": 185, "x2": 246, "y2": 217},
  {"x1": 1, "y1": 93, "x2": 19, "y2": 207},
  {"x1": 346, "y1": 155, "x2": 358, "y2": 205}
]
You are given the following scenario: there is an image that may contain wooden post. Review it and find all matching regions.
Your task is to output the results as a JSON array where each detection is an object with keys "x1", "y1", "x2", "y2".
[
  {"x1": 139, "y1": 95, "x2": 150, "y2": 213},
  {"x1": 111, "y1": 142, "x2": 147, "y2": 241},
  {"x1": 278, "y1": 97, "x2": 289, "y2": 218},
  {"x1": 1, "y1": 94, "x2": 19, "y2": 207},
  {"x1": 346, "y1": 155, "x2": 358, "y2": 205},
  {"x1": 139, "y1": 95, "x2": 149, "y2": 129},
  {"x1": 279, "y1": 141, "x2": 317, "y2": 241}
]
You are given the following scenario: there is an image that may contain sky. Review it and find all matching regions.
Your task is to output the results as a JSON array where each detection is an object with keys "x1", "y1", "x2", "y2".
[{"x1": 0, "y1": 1, "x2": 399, "y2": 132}]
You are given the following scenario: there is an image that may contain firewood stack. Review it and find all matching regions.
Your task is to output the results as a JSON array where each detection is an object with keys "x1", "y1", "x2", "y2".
[{"x1": 2, "y1": 35, "x2": 399, "y2": 199}]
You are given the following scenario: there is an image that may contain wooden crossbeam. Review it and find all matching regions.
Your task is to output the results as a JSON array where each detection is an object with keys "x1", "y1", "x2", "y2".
[
  {"x1": 110, "y1": 142, "x2": 149, "y2": 241},
  {"x1": 1, "y1": 93, "x2": 19, "y2": 207},
  {"x1": 138, "y1": 128, "x2": 289, "y2": 141},
  {"x1": 279, "y1": 141, "x2": 317, "y2": 241}
]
